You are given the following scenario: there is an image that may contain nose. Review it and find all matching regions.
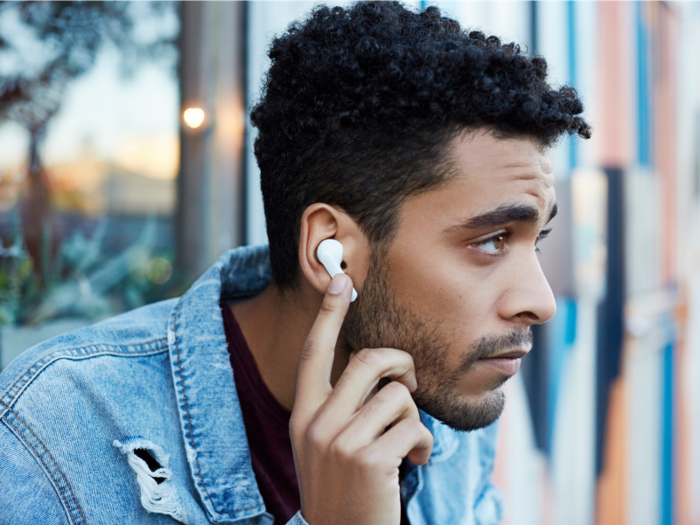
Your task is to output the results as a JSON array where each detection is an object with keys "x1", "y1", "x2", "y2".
[{"x1": 499, "y1": 251, "x2": 557, "y2": 326}]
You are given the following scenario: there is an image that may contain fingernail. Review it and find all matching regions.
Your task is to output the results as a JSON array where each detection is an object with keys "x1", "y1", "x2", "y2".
[{"x1": 328, "y1": 274, "x2": 347, "y2": 295}]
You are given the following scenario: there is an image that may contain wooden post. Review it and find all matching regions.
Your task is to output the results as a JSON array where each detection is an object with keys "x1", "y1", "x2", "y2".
[{"x1": 176, "y1": 1, "x2": 247, "y2": 283}]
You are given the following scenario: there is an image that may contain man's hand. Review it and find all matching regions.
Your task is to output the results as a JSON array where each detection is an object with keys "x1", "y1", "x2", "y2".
[{"x1": 290, "y1": 273, "x2": 434, "y2": 525}]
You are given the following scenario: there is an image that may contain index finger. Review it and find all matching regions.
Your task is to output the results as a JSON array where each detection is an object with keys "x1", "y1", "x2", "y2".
[{"x1": 294, "y1": 273, "x2": 353, "y2": 419}]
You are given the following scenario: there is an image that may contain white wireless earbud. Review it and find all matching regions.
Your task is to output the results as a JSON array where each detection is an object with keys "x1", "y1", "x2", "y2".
[{"x1": 317, "y1": 239, "x2": 358, "y2": 302}]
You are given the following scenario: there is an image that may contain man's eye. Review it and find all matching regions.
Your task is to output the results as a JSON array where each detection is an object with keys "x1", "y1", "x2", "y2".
[
  {"x1": 473, "y1": 234, "x2": 506, "y2": 253},
  {"x1": 535, "y1": 228, "x2": 552, "y2": 247}
]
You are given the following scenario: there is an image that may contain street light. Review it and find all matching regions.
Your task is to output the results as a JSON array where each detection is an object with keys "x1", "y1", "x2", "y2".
[{"x1": 183, "y1": 107, "x2": 206, "y2": 129}]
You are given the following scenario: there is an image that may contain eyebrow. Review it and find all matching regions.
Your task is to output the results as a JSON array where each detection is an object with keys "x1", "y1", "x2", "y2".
[{"x1": 451, "y1": 202, "x2": 559, "y2": 231}]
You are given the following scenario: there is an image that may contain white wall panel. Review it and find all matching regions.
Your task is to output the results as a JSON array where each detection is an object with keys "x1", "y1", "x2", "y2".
[
  {"x1": 497, "y1": 375, "x2": 545, "y2": 525},
  {"x1": 625, "y1": 323, "x2": 663, "y2": 525},
  {"x1": 433, "y1": 1, "x2": 529, "y2": 46},
  {"x1": 685, "y1": 276, "x2": 700, "y2": 521},
  {"x1": 573, "y1": 1, "x2": 598, "y2": 170},
  {"x1": 550, "y1": 299, "x2": 597, "y2": 525}
]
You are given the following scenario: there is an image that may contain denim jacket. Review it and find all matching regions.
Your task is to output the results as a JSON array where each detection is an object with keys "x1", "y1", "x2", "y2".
[{"x1": 0, "y1": 245, "x2": 504, "y2": 525}]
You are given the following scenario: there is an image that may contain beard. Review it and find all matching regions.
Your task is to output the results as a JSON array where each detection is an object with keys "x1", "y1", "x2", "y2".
[{"x1": 341, "y1": 250, "x2": 532, "y2": 432}]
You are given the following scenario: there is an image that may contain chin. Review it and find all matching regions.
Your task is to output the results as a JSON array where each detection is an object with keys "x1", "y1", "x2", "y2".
[{"x1": 416, "y1": 384, "x2": 506, "y2": 432}]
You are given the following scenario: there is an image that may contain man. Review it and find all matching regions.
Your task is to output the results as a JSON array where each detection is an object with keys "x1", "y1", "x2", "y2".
[{"x1": 0, "y1": 2, "x2": 589, "y2": 524}]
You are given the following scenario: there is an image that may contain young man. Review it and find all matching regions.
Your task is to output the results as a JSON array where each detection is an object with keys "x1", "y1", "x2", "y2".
[{"x1": 0, "y1": 3, "x2": 589, "y2": 524}]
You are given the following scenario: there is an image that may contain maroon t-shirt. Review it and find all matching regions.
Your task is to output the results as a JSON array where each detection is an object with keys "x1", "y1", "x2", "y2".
[
  {"x1": 222, "y1": 304, "x2": 300, "y2": 523},
  {"x1": 222, "y1": 303, "x2": 411, "y2": 525}
]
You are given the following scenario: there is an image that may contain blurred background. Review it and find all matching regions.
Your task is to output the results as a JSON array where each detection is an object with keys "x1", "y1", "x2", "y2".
[{"x1": 0, "y1": 1, "x2": 698, "y2": 525}]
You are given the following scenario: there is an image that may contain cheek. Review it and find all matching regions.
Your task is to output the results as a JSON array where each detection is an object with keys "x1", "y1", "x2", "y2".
[{"x1": 386, "y1": 245, "x2": 499, "y2": 338}]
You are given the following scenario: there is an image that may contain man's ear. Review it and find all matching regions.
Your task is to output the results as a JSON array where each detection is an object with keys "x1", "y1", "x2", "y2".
[{"x1": 298, "y1": 204, "x2": 371, "y2": 296}]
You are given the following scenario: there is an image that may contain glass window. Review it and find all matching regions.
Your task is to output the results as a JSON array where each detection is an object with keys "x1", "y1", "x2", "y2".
[{"x1": 0, "y1": 2, "x2": 179, "y2": 362}]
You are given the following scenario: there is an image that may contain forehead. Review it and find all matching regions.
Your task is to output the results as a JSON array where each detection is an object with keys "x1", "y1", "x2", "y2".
[
  {"x1": 441, "y1": 129, "x2": 555, "y2": 211},
  {"x1": 395, "y1": 130, "x2": 556, "y2": 234}
]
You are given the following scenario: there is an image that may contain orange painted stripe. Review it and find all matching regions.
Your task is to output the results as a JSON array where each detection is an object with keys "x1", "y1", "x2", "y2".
[
  {"x1": 595, "y1": 2, "x2": 635, "y2": 168},
  {"x1": 594, "y1": 374, "x2": 627, "y2": 525}
]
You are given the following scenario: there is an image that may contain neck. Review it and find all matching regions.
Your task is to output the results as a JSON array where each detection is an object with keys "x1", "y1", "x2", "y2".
[{"x1": 230, "y1": 282, "x2": 349, "y2": 411}]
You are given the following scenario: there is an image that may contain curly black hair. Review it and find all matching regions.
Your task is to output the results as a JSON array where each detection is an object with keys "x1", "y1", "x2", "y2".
[{"x1": 251, "y1": 1, "x2": 590, "y2": 290}]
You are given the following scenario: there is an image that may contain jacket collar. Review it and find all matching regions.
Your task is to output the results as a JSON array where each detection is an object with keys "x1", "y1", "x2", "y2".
[
  {"x1": 420, "y1": 410, "x2": 459, "y2": 462},
  {"x1": 167, "y1": 245, "x2": 271, "y2": 523}
]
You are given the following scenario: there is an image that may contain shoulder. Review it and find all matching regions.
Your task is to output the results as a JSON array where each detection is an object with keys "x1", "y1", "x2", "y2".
[
  {"x1": 0, "y1": 298, "x2": 177, "y2": 406},
  {"x1": 0, "y1": 298, "x2": 180, "y2": 432}
]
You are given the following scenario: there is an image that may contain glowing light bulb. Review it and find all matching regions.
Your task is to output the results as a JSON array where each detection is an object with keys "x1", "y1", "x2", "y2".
[{"x1": 183, "y1": 107, "x2": 206, "y2": 129}]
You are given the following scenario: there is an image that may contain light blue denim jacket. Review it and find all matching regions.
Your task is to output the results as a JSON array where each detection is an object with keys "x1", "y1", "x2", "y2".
[{"x1": 0, "y1": 245, "x2": 504, "y2": 525}]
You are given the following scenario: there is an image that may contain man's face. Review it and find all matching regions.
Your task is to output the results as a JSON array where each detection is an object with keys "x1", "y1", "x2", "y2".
[{"x1": 343, "y1": 129, "x2": 557, "y2": 431}]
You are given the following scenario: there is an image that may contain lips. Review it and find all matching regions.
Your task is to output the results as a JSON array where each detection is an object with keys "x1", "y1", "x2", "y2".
[
  {"x1": 490, "y1": 349, "x2": 529, "y2": 359},
  {"x1": 478, "y1": 349, "x2": 529, "y2": 376}
]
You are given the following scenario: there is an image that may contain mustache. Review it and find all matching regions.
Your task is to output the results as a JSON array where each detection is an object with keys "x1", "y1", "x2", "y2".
[{"x1": 459, "y1": 328, "x2": 533, "y2": 372}]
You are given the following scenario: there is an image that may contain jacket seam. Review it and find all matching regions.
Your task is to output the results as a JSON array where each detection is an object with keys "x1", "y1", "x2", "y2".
[
  {"x1": 173, "y1": 298, "x2": 217, "y2": 511},
  {"x1": 172, "y1": 298, "x2": 264, "y2": 518},
  {"x1": 1, "y1": 402, "x2": 87, "y2": 525},
  {"x1": 0, "y1": 343, "x2": 168, "y2": 417}
]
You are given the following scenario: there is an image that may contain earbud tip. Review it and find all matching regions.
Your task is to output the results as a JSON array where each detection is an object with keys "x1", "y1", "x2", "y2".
[{"x1": 351, "y1": 288, "x2": 358, "y2": 302}]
